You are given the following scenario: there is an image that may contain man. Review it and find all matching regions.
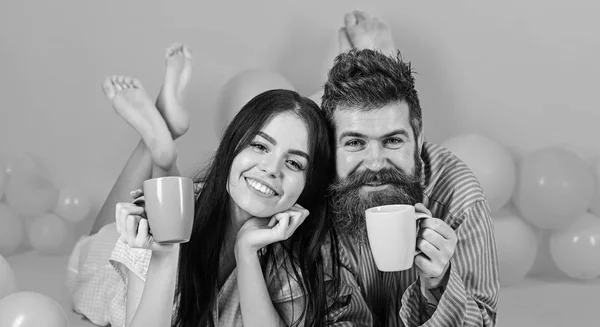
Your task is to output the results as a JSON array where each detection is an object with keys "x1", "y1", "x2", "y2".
[
  {"x1": 323, "y1": 12, "x2": 499, "y2": 327},
  {"x1": 68, "y1": 9, "x2": 498, "y2": 327}
]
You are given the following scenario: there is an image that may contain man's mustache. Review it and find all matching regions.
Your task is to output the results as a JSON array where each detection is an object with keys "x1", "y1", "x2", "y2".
[{"x1": 329, "y1": 167, "x2": 421, "y2": 194}]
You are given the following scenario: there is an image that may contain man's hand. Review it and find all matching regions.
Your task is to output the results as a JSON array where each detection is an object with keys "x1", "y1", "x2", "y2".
[{"x1": 414, "y1": 203, "x2": 458, "y2": 289}]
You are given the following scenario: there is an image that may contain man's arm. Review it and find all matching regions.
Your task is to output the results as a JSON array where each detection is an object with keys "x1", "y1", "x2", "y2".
[{"x1": 398, "y1": 200, "x2": 500, "y2": 326}]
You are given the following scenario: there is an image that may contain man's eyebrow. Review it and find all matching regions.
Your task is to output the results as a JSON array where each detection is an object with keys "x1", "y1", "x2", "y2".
[
  {"x1": 338, "y1": 129, "x2": 409, "y2": 140},
  {"x1": 381, "y1": 130, "x2": 410, "y2": 138}
]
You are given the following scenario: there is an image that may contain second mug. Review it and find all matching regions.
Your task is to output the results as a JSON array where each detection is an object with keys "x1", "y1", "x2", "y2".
[{"x1": 365, "y1": 204, "x2": 429, "y2": 272}]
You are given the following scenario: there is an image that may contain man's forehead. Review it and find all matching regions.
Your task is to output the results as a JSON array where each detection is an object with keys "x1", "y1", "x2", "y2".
[{"x1": 333, "y1": 102, "x2": 411, "y2": 135}]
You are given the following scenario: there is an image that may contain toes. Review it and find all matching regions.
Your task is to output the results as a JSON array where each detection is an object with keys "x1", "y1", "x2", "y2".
[
  {"x1": 101, "y1": 77, "x2": 116, "y2": 98},
  {"x1": 166, "y1": 42, "x2": 184, "y2": 58},
  {"x1": 117, "y1": 76, "x2": 129, "y2": 90},
  {"x1": 182, "y1": 45, "x2": 193, "y2": 59},
  {"x1": 110, "y1": 76, "x2": 124, "y2": 92},
  {"x1": 116, "y1": 76, "x2": 127, "y2": 89},
  {"x1": 166, "y1": 44, "x2": 179, "y2": 58},
  {"x1": 344, "y1": 12, "x2": 357, "y2": 28},
  {"x1": 354, "y1": 10, "x2": 372, "y2": 22},
  {"x1": 131, "y1": 78, "x2": 142, "y2": 89},
  {"x1": 114, "y1": 79, "x2": 124, "y2": 92},
  {"x1": 113, "y1": 76, "x2": 140, "y2": 90}
]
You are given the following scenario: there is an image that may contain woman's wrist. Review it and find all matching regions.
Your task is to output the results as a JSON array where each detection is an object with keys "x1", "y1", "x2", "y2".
[
  {"x1": 234, "y1": 239, "x2": 260, "y2": 262},
  {"x1": 151, "y1": 243, "x2": 180, "y2": 263}
]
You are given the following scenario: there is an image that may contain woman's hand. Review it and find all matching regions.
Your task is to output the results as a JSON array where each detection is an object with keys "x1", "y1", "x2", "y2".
[
  {"x1": 235, "y1": 204, "x2": 309, "y2": 256},
  {"x1": 115, "y1": 189, "x2": 174, "y2": 254}
]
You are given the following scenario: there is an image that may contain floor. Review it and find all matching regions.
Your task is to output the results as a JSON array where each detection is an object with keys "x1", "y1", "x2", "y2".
[{"x1": 6, "y1": 250, "x2": 600, "y2": 327}]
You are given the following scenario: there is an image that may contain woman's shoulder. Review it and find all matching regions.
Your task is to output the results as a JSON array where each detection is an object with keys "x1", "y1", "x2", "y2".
[{"x1": 264, "y1": 243, "x2": 304, "y2": 303}]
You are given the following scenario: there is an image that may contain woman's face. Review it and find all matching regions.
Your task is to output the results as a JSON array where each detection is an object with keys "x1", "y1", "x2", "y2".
[{"x1": 228, "y1": 112, "x2": 310, "y2": 218}]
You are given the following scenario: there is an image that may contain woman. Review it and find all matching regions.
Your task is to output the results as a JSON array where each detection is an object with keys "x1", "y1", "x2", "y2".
[
  {"x1": 67, "y1": 43, "x2": 341, "y2": 327},
  {"x1": 114, "y1": 87, "x2": 339, "y2": 327}
]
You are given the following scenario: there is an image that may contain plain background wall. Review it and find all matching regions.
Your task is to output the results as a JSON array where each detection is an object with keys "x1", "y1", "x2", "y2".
[{"x1": 1, "y1": 0, "x2": 599, "y2": 210}]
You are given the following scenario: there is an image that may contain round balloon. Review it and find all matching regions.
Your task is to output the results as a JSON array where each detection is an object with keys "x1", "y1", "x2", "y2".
[
  {"x1": 0, "y1": 291, "x2": 69, "y2": 327},
  {"x1": 527, "y1": 229, "x2": 563, "y2": 277},
  {"x1": 0, "y1": 167, "x2": 6, "y2": 199},
  {"x1": 549, "y1": 213, "x2": 600, "y2": 279},
  {"x1": 27, "y1": 213, "x2": 76, "y2": 256},
  {"x1": 216, "y1": 69, "x2": 295, "y2": 134},
  {"x1": 589, "y1": 158, "x2": 600, "y2": 216},
  {"x1": 0, "y1": 152, "x2": 49, "y2": 177},
  {"x1": 513, "y1": 147, "x2": 594, "y2": 230},
  {"x1": 0, "y1": 204, "x2": 24, "y2": 256},
  {"x1": 492, "y1": 210, "x2": 537, "y2": 286},
  {"x1": 0, "y1": 255, "x2": 17, "y2": 300},
  {"x1": 4, "y1": 169, "x2": 59, "y2": 218},
  {"x1": 54, "y1": 187, "x2": 92, "y2": 223},
  {"x1": 442, "y1": 134, "x2": 516, "y2": 212}
]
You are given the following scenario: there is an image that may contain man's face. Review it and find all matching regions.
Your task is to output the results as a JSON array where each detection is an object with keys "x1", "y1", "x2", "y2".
[{"x1": 329, "y1": 101, "x2": 424, "y2": 241}]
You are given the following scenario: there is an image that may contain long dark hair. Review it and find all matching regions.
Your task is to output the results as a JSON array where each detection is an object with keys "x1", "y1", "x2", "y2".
[{"x1": 172, "y1": 89, "x2": 339, "y2": 327}]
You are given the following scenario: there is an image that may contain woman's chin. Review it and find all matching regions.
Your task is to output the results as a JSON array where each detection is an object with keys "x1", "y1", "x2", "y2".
[{"x1": 246, "y1": 210, "x2": 277, "y2": 219}]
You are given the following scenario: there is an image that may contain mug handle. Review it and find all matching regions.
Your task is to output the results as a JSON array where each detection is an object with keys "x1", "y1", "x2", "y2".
[{"x1": 414, "y1": 212, "x2": 430, "y2": 256}]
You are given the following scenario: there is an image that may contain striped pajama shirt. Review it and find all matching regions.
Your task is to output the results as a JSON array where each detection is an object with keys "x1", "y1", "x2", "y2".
[{"x1": 326, "y1": 142, "x2": 500, "y2": 326}]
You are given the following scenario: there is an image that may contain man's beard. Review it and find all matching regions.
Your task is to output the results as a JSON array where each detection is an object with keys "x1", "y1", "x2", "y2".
[{"x1": 328, "y1": 163, "x2": 424, "y2": 244}]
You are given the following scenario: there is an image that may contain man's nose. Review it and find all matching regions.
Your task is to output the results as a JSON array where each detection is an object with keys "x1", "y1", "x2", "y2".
[{"x1": 363, "y1": 145, "x2": 387, "y2": 172}]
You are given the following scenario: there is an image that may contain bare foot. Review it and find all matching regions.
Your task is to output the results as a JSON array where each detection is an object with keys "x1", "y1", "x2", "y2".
[
  {"x1": 343, "y1": 11, "x2": 396, "y2": 56},
  {"x1": 102, "y1": 76, "x2": 177, "y2": 170},
  {"x1": 338, "y1": 26, "x2": 353, "y2": 53},
  {"x1": 156, "y1": 43, "x2": 193, "y2": 139}
]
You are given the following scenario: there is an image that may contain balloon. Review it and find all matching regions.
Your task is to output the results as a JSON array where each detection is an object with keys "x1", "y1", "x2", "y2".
[
  {"x1": 0, "y1": 255, "x2": 17, "y2": 300},
  {"x1": 0, "y1": 291, "x2": 69, "y2": 327},
  {"x1": 527, "y1": 229, "x2": 563, "y2": 277},
  {"x1": 54, "y1": 187, "x2": 92, "y2": 223},
  {"x1": 216, "y1": 69, "x2": 295, "y2": 133},
  {"x1": 0, "y1": 168, "x2": 6, "y2": 199},
  {"x1": 0, "y1": 152, "x2": 50, "y2": 177},
  {"x1": 0, "y1": 204, "x2": 24, "y2": 256},
  {"x1": 442, "y1": 134, "x2": 516, "y2": 212},
  {"x1": 549, "y1": 213, "x2": 600, "y2": 280},
  {"x1": 513, "y1": 147, "x2": 594, "y2": 230},
  {"x1": 492, "y1": 210, "x2": 538, "y2": 286},
  {"x1": 4, "y1": 169, "x2": 59, "y2": 218},
  {"x1": 589, "y1": 158, "x2": 600, "y2": 216},
  {"x1": 27, "y1": 213, "x2": 76, "y2": 256}
]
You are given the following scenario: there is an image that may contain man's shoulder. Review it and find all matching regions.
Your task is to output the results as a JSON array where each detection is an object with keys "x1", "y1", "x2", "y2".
[
  {"x1": 422, "y1": 141, "x2": 483, "y2": 188},
  {"x1": 421, "y1": 142, "x2": 488, "y2": 218}
]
